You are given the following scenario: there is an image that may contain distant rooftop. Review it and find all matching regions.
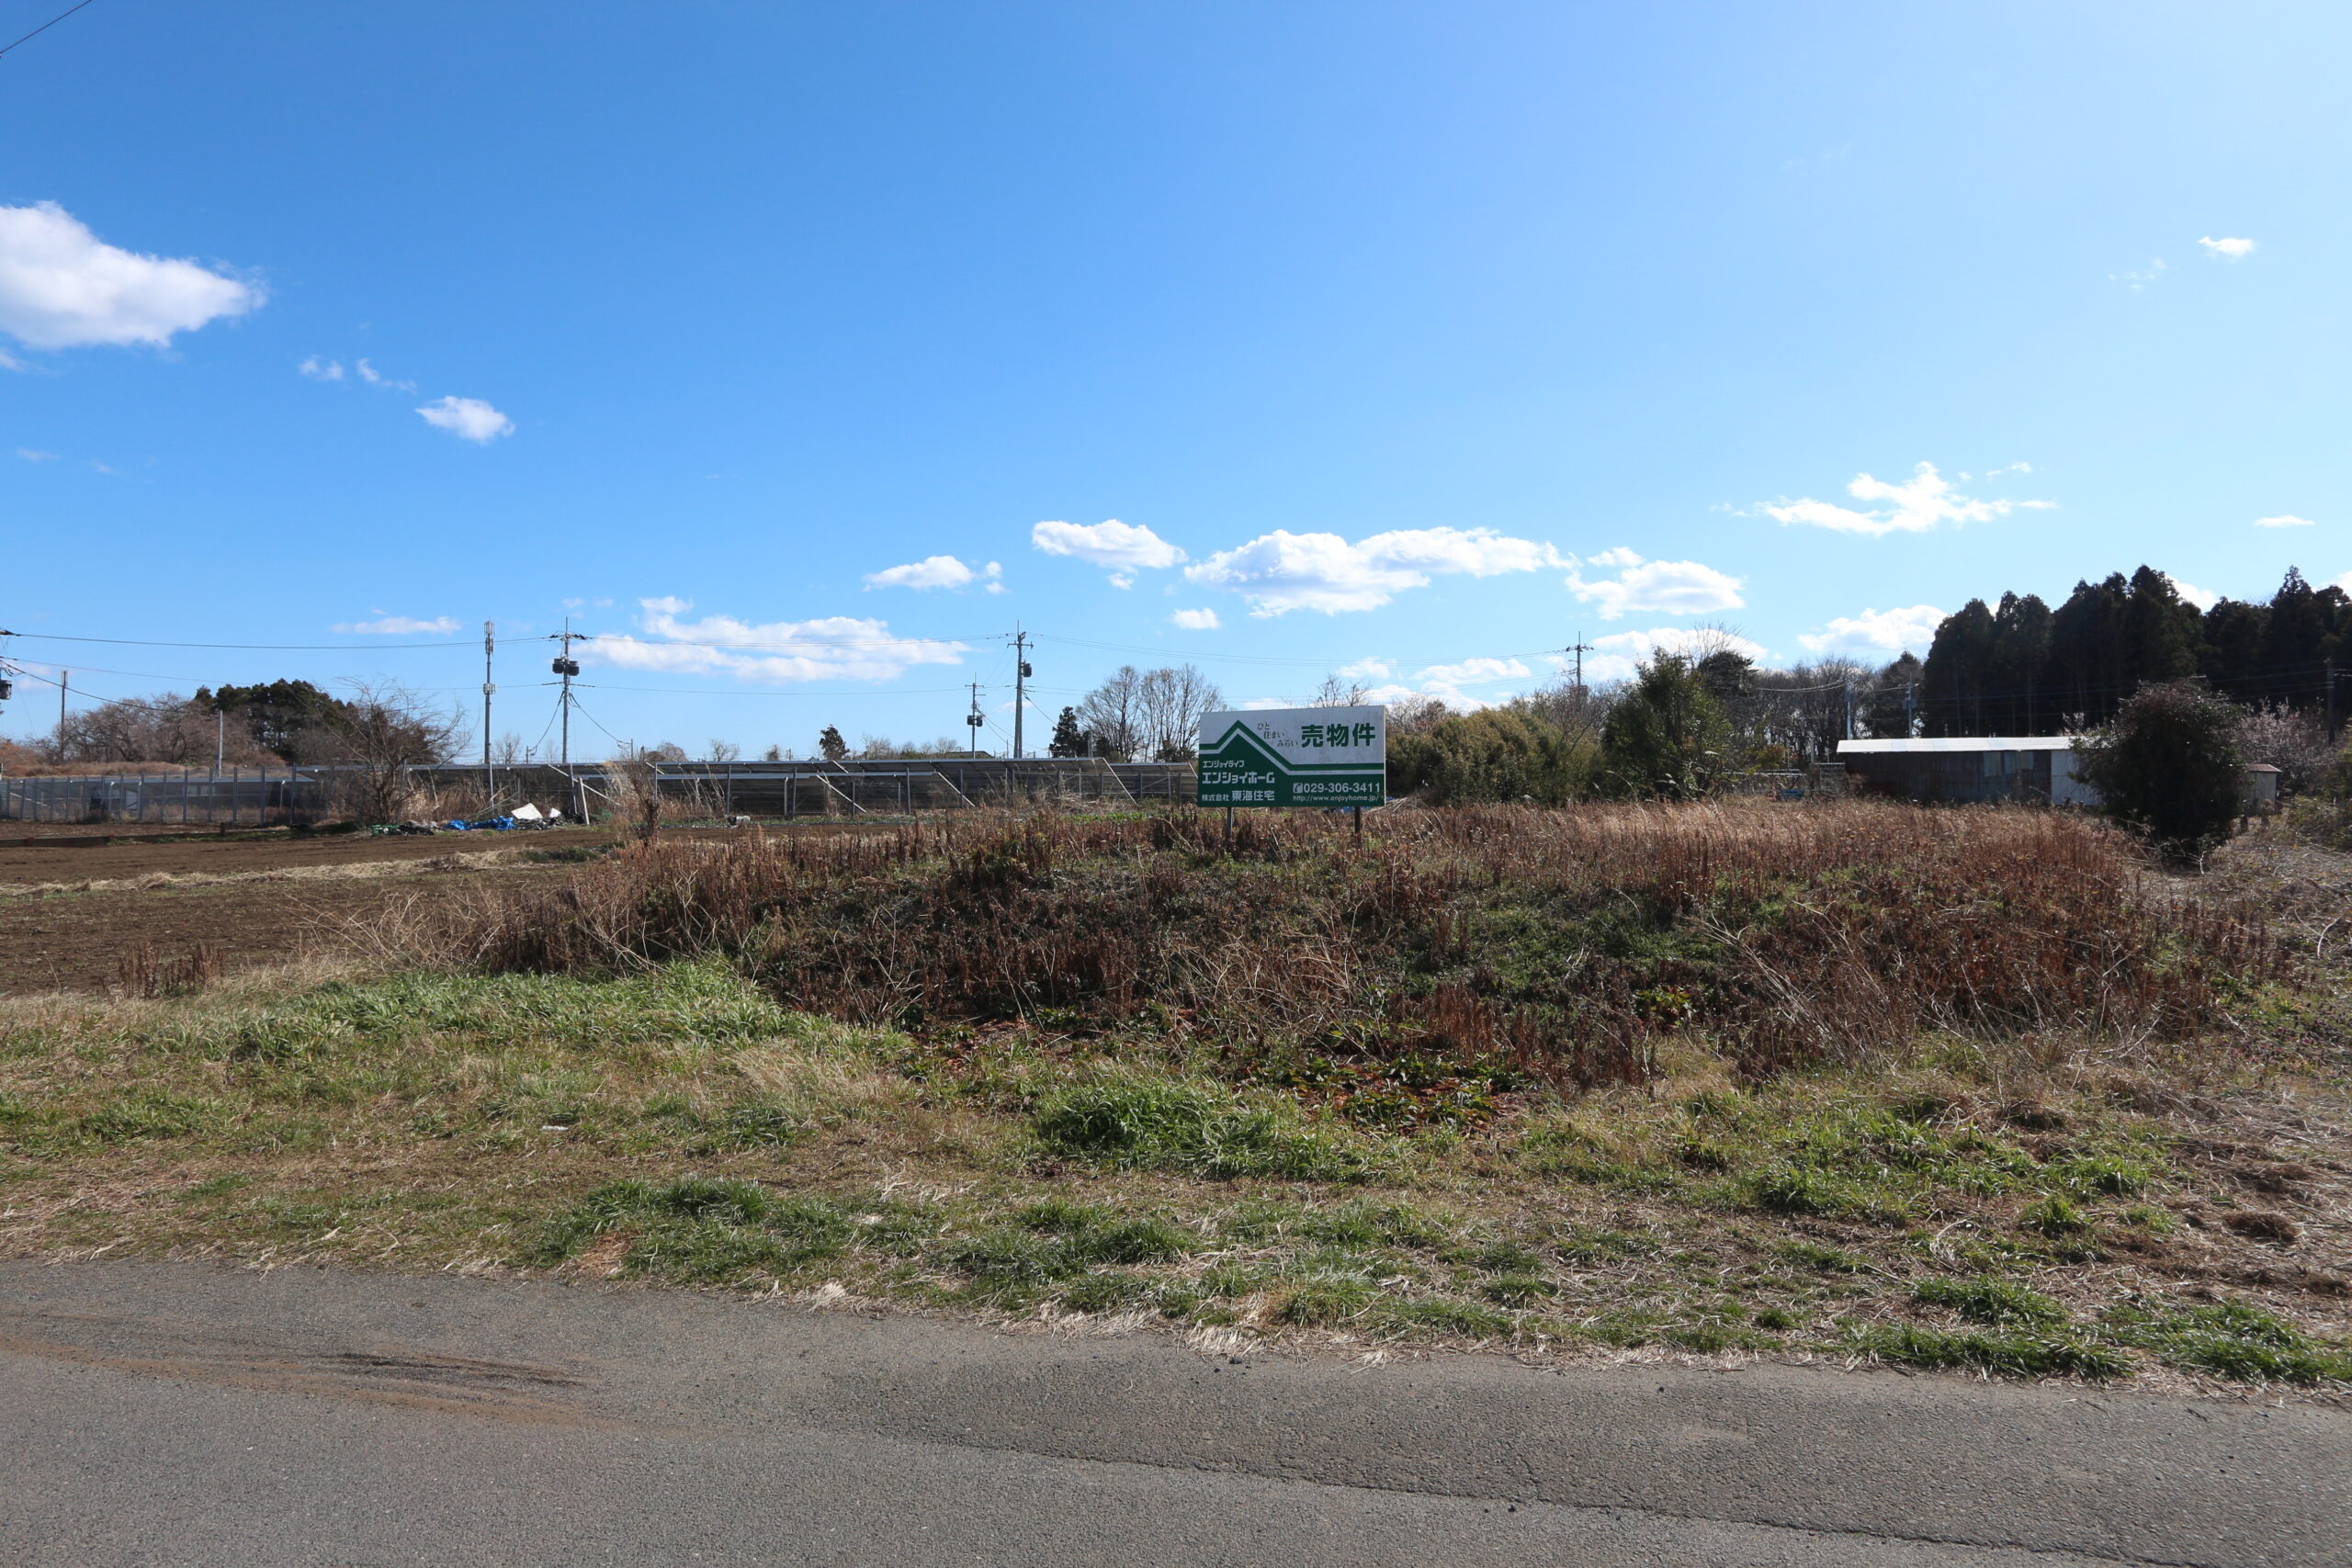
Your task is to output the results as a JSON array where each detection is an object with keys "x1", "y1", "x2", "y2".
[{"x1": 1837, "y1": 737, "x2": 2086, "y2": 755}]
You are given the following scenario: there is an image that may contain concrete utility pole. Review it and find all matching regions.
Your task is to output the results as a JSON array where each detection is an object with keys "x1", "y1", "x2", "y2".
[
  {"x1": 550, "y1": 620, "x2": 590, "y2": 819},
  {"x1": 1011, "y1": 626, "x2": 1031, "y2": 760},
  {"x1": 57, "y1": 670, "x2": 67, "y2": 753},
  {"x1": 967, "y1": 681, "x2": 985, "y2": 759},
  {"x1": 1565, "y1": 636, "x2": 1594, "y2": 699},
  {"x1": 481, "y1": 620, "x2": 496, "y2": 803}
]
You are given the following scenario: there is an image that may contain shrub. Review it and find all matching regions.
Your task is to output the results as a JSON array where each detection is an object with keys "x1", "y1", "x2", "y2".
[
  {"x1": 1598, "y1": 655, "x2": 1731, "y2": 800},
  {"x1": 2075, "y1": 681, "x2": 2246, "y2": 857},
  {"x1": 1388, "y1": 709, "x2": 1594, "y2": 805}
]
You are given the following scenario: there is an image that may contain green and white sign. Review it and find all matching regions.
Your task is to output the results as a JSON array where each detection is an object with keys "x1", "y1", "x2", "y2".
[{"x1": 1196, "y1": 706, "x2": 1386, "y2": 807}]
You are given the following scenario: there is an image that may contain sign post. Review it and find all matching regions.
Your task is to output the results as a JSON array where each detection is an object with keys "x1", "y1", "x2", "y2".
[{"x1": 1196, "y1": 705, "x2": 1386, "y2": 808}]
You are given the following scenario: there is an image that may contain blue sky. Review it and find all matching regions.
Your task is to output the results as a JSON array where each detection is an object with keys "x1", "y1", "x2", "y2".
[{"x1": 4, "y1": 2, "x2": 2348, "y2": 755}]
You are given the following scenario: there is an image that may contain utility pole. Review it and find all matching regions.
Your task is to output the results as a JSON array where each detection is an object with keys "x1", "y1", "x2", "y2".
[
  {"x1": 2328, "y1": 659, "x2": 2340, "y2": 740},
  {"x1": 56, "y1": 670, "x2": 67, "y2": 755},
  {"x1": 550, "y1": 619, "x2": 590, "y2": 819},
  {"x1": 1565, "y1": 636, "x2": 1594, "y2": 698},
  {"x1": 1903, "y1": 681, "x2": 1917, "y2": 739},
  {"x1": 1842, "y1": 677, "x2": 1856, "y2": 740},
  {"x1": 967, "y1": 680, "x2": 985, "y2": 759},
  {"x1": 215, "y1": 707, "x2": 224, "y2": 770},
  {"x1": 1011, "y1": 626, "x2": 1032, "y2": 760},
  {"x1": 481, "y1": 620, "x2": 496, "y2": 804}
]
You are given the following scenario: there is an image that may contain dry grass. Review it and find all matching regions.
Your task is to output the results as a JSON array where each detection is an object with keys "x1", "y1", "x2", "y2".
[
  {"x1": 390, "y1": 801, "x2": 2275, "y2": 1090},
  {"x1": 4, "y1": 801, "x2": 2345, "y2": 1390}
]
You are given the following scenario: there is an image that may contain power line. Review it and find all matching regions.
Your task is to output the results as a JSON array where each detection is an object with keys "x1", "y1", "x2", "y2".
[{"x1": 0, "y1": 0, "x2": 96, "y2": 60}]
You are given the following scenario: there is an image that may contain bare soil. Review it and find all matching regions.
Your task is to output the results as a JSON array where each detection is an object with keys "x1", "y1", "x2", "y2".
[{"x1": 0, "y1": 821, "x2": 905, "y2": 995}]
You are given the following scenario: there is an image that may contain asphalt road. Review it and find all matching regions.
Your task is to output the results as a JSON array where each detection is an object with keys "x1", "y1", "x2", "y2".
[{"x1": 1, "y1": 1259, "x2": 2345, "y2": 1567}]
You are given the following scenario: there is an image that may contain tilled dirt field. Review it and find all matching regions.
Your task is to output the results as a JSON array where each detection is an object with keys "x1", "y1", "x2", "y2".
[
  {"x1": 0, "y1": 821, "x2": 904, "y2": 995},
  {"x1": 0, "y1": 828, "x2": 617, "y2": 995}
]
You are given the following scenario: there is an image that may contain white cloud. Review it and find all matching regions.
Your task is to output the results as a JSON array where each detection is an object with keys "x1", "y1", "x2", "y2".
[
  {"x1": 1564, "y1": 549, "x2": 1745, "y2": 619},
  {"x1": 0, "y1": 201, "x2": 261, "y2": 351},
  {"x1": 1762, "y1": 462, "x2": 2050, "y2": 537},
  {"x1": 590, "y1": 597, "x2": 967, "y2": 684},
  {"x1": 1031, "y1": 519, "x2": 1185, "y2": 587},
  {"x1": 299, "y1": 355, "x2": 344, "y2": 381},
  {"x1": 355, "y1": 357, "x2": 416, "y2": 391},
  {"x1": 2255, "y1": 514, "x2": 2314, "y2": 529},
  {"x1": 1797, "y1": 604, "x2": 1946, "y2": 656},
  {"x1": 864, "y1": 555, "x2": 1002, "y2": 592},
  {"x1": 416, "y1": 395, "x2": 514, "y2": 443},
  {"x1": 1412, "y1": 657, "x2": 1532, "y2": 706},
  {"x1": 16, "y1": 447, "x2": 55, "y2": 462},
  {"x1": 2199, "y1": 236, "x2": 2256, "y2": 260},
  {"x1": 333, "y1": 615, "x2": 460, "y2": 636},
  {"x1": 1169, "y1": 607, "x2": 1221, "y2": 630},
  {"x1": 2111, "y1": 258, "x2": 2165, "y2": 290},
  {"x1": 1585, "y1": 627, "x2": 1768, "y2": 682},
  {"x1": 2167, "y1": 576, "x2": 2218, "y2": 612},
  {"x1": 1337, "y1": 657, "x2": 1393, "y2": 679},
  {"x1": 1185, "y1": 526, "x2": 1562, "y2": 615}
]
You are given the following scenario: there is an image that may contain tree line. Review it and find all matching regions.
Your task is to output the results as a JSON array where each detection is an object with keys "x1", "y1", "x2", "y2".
[{"x1": 1916, "y1": 565, "x2": 2349, "y2": 736}]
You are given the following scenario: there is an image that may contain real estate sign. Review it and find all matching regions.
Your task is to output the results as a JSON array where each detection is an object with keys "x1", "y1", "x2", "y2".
[{"x1": 1195, "y1": 706, "x2": 1386, "y2": 807}]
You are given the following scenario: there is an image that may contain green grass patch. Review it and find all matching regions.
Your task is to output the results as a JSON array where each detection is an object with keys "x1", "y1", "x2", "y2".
[
  {"x1": 1847, "y1": 1323, "x2": 2131, "y2": 1381},
  {"x1": 1033, "y1": 1074, "x2": 1367, "y2": 1180},
  {"x1": 2101, "y1": 1296, "x2": 2352, "y2": 1385}
]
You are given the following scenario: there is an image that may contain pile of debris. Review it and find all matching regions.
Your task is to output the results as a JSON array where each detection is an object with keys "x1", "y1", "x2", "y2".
[{"x1": 371, "y1": 803, "x2": 565, "y2": 837}]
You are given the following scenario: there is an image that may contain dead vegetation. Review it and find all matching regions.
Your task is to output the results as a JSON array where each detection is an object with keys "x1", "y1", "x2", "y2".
[
  {"x1": 397, "y1": 801, "x2": 2276, "y2": 1090},
  {"x1": 3, "y1": 800, "x2": 2345, "y2": 1390}
]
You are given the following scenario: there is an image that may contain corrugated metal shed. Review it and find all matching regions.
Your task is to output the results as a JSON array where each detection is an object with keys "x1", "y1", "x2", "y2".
[{"x1": 1834, "y1": 737, "x2": 2091, "y2": 805}]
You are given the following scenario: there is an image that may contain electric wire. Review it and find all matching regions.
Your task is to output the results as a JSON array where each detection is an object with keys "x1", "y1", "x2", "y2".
[{"x1": 0, "y1": 0, "x2": 96, "y2": 59}]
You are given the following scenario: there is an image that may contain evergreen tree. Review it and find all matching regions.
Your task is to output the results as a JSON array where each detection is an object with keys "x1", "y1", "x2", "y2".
[
  {"x1": 817, "y1": 725, "x2": 849, "y2": 761},
  {"x1": 2121, "y1": 566, "x2": 2202, "y2": 689},
  {"x1": 1598, "y1": 655, "x2": 1731, "y2": 798},
  {"x1": 1920, "y1": 600, "x2": 1996, "y2": 735},
  {"x1": 2199, "y1": 597, "x2": 2268, "y2": 702},
  {"x1": 1046, "y1": 706, "x2": 1087, "y2": 758},
  {"x1": 1986, "y1": 592, "x2": 2052, "y2": 734},
  {"x1": 2045, "y1": 574, "x2": 2131, "y2": 727},
  {"x1": 1862, "y1": 652, "x2": 1924, "y2": 738}
]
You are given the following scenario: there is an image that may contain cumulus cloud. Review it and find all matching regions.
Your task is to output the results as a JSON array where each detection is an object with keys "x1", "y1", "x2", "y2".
[
  {"x1": 1185, "y1": 526, "x2": 1562, "y2": 615},
  {"x1": 416, "y1": 395, "x2": 514, "y2": 444},
  {"x1": 333, "y1": 615, "x2": 460, "y2": 636},
  {"x1": 299, "y1": 355, "x2": 344, "y2": 381},
  {"x1": 2255, "y1": 514, "x2": 2314, "y2": 529},
  {"x1": 590, "y1": 597, "x2": 967, "y2": 684},
  {"x1": 2167, "y1": 576, "x2": 2218, "y2": 612},
  {"x1": 1564, "y1": 548, "x2": 1745, "y2": 619},
  {"x1": 0, "y1": 201, "x2": 261, "y2": 351},
  {"x1": 864, "y1": 556, "x2": 1002, "y2": 592},
  {"x1": 2199, "y1": 236, "x2": 2256, "y2": 260},
  {"x1": 1797, "y1": 604, "x2": 1946, "y2": 656},
  {"x1": 1762, "y1": 462, "x2": 2050, "y2": 537},
  {"x1": 1031, "y1": 519, "x2": 1185, "y2": 587},
  {"x1": 1169, "y1": 607, "x2": 1221, "y2": 630},
  {"x1": 1345, "y1": 656, "x2": 1536, "y2": 712}
]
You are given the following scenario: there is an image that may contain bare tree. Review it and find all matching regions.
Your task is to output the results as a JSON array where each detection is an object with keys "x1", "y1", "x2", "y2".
[
  {"x1": 331, "y1": 682, "x2": 463, "y2": 824},
  {"x1": 492, "y1": 732, "x2": 531, "y2": 767},
  {"x1": 1136, "y1": 663, "x2": 1224, "y2": 761},
  {"x1": 1076, "y1": 666, "x2": 1146, "y2": 761},
  {"x1": 708, "y1": 739, "x2": 742, "y2": 763},
  {"x1": 1308, "y1": 673, "x2": 1371, "y2": 706}
]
